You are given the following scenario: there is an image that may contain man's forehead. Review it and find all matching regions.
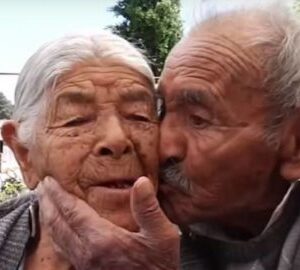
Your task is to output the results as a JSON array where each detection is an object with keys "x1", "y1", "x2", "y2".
[
  {"x1": 160, "y1": 29, "x2": 262, "y2": 90},
  {"x1": 167, "y1": 31, "x2": 254, "y2": 62}
]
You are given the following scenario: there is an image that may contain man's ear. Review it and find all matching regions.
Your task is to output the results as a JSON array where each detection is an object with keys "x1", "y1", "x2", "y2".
[
  {"x1": 280, "y1": 114, "x2": 300, "y2": 182},
  {"x1": 1, "y1": 120, "x2": 39, "y2": 189}
]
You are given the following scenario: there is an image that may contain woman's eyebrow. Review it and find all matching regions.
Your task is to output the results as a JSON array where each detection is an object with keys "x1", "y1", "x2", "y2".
[
  {"x1": 55, "y1": 89, "x2": 95, "y2": 104},
  {"x1": 120, "y1": 89, "x2": 154, "y2": 103}
]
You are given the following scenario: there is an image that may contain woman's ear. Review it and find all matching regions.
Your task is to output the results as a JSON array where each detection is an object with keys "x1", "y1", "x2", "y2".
[
  {"x1": 280, "y1": 114, "x2": 300, "y2": 182},
  {"x1": 1, "y1": 120, "x2": 39, "y2": 189}
]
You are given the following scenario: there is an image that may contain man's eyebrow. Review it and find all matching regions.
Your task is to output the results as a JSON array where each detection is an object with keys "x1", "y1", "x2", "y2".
[
  {"x1": 120, "y1": 90, "x2": 154, "y2": 103},
  {"x1": 176, "y1": 89, "x2": 213, "y2": 107}
]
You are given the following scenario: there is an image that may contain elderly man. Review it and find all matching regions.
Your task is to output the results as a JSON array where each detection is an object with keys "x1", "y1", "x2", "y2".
[
  {"x1": 10, "y1": 2, "x2": 300, "y2": 270},
  {"x1": 0, "y1": 32, "x2": 181, "y2": 270},
  {"x1": 158, "y1": 3, "x2": 300, "y2": 269}
]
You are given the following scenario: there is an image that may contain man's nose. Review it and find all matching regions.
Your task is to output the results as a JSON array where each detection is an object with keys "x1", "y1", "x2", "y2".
[
  {"x1": 160, "y1": 117, "x2": 186, "y2": 164},
  {"x1": 93, "y1": 117, "x2": 133, "y2": 159}
]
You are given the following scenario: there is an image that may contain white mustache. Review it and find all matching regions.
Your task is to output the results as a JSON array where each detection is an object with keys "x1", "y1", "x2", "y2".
[{"x1": 160, "y1": 163, "x2": 191, "y2": 193}]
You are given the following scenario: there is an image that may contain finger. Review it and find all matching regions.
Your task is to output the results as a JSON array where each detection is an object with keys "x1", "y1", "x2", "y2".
[
  {"x1": 40, "y1": 177, "x2": 131, "y2": 267},
  {"x1": 41, "y1": 177, "x2": 97, "y2": 223},
  {"x1": 38, "y1": 181, "x2": 83, "y2": 260},
  {"x1": 41, "y1": 177, "x2": 121, "y2": 234},
  {"x1": 40, "y1": 176, "x2": 77, "y2": 216},
  {"x1": 131, "y1": 176, "x2": 177, "y2": 237}
]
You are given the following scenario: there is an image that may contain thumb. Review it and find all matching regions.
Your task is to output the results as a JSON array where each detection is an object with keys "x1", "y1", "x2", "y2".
[{"x1": 131, "y1": 176, "x2": 173, "y2": 236}]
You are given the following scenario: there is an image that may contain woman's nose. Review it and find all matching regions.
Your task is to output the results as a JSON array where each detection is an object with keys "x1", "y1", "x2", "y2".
[{"x1": 93, "y1": 117, "x2": 133, "y2": 159}]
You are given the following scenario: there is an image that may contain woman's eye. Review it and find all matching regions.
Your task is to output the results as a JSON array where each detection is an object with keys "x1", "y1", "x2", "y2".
[
  {"x1": 64, "y1": 117, "x2": 91, "y2": 127},
  {"x1": 128, "y1": 114, "x2": 150, "y2": 122}
]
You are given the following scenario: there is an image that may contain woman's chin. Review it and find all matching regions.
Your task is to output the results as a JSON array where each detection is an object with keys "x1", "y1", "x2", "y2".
[
  {"x1": 83, "y1": 187, "x2": 139, "y2": 231},
  {"x1": 91, "y1": 202, "x2": 138, "y2": 231}
]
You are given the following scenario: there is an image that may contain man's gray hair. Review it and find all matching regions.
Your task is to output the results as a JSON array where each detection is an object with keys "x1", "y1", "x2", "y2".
[
  {"x1": 13, "y1": 31, "x2": 154, "y2": 146},
  {"x1": 191, "y1": 0, "x2": 300, "y2": 145}
]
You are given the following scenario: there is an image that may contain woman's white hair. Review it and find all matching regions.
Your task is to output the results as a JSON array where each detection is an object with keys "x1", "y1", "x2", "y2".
[{"x1": 13, "y1": 31, "x2": 154, "y2": 146}]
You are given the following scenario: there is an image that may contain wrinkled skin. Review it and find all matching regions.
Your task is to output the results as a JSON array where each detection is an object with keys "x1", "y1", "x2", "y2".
[
  {"x1": 37, "y1": 176, "x2": 180, "y2": 270},
  {"x1": 40, "y1": 62, "x2": 159, "y2": 231},
  {"x1": 158, "y1": 20, "x2": 298, "y2": 237},
  {"x1": 2, "y1": 61, "x2": 180, "y2": 270},
  {"x1": 12, "y1": 61, "x2": 159, "y2": 231},
  {"x1": 6, "y1": 13, "x2": 300, "y2": 270}
]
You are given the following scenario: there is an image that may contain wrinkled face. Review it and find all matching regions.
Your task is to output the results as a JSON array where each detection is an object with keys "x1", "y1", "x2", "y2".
[
  {"x1": 158, "y1": 32, "x2": 287, "y2": 227},
  {"x1": 29, "y1": 61, "x2": 159, "y2": 231}
]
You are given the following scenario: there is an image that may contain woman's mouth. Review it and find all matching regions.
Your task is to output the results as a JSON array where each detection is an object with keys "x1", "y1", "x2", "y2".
[
  {"x1": 100, "y1": 179, "x2": 135, "y2": 189},
  {"x1": 82, "y1": 178, "x2": 137, "y2": 190}
]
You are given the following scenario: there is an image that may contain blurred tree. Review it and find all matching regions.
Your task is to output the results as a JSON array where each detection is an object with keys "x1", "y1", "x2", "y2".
[
  {"x1": 0, "y1": 92, "x2": 13, "y2": 119},
  {"x1": 293, "y1": 0, "x2": 300, "y2": 12},
  {"x1": 108, "y1": 0, "x2": 183, "y2": 76}
]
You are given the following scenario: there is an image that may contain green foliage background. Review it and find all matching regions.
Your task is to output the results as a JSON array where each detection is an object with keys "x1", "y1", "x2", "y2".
[
  {"x1": 108, "y1": 0, "x2": 183, "y2": 76},
  {"x1": 294, "y1": 0, "x2": 300, "y2": 13},
  {"x1": 0, "y1": 92, "x2": 13, "y2": 119},
  {"x1": 0, "y1": 171, "x2": 26, "y2": 202}
]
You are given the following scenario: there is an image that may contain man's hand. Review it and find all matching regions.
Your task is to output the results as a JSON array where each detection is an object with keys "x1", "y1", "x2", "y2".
[{"x1": 38, "y1": 176, "x2": 179, "y2": 270}]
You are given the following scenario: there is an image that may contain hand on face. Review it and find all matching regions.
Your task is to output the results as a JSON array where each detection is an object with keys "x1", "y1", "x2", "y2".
[{"x1": 37, "y1": 176, "x2": 179, "y2": 270}]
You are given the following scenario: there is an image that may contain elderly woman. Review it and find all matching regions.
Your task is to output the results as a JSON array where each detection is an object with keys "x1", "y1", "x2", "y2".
[{"x1": 0, "y1": 32, "x2": 159, "y2": 269}]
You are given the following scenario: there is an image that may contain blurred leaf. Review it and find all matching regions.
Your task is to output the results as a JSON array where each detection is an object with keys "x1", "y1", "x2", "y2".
[
  {"x1": 0, "y1": 170, "x2": 26, "y2": 202},
  {"x1": 108, "y1": 0, "x2": 183, "y2": 76},
  {"x1": 0, "y1": 92, "x2": 13, "y2": 119}
]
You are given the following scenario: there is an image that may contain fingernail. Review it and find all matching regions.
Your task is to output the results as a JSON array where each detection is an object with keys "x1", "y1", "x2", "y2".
[
  {"x1": 135, "y1": 176, "x2": 154, "y2": 199},
  {"x1": 44, "y1": 176, "x2": 54, "y2": 185},
  {"x1": 43, "y1": 176, "x2": 60, "y2": 192}
]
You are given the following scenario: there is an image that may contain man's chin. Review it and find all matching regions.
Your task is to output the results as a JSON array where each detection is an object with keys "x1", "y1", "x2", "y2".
[{"x1": 158, "y1": 183, "x2": 194, "y2": 226}]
